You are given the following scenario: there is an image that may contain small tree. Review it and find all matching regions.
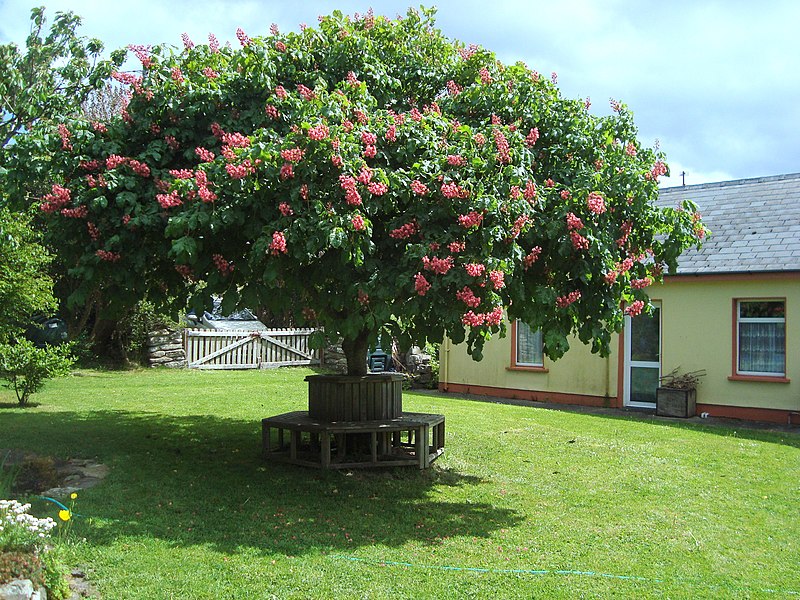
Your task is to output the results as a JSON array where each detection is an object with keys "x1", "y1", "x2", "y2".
[
  {"x1": 30, "y1": 8, "x2": 705, "y2": 376},
  {"x1": 0, "y1": 339, "x2": 74, "y2": 406}
]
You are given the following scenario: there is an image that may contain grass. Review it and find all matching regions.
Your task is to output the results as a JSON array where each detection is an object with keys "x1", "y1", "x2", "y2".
[{"x1": 1, "y1": 367, "x2": 799, "y2": 599}]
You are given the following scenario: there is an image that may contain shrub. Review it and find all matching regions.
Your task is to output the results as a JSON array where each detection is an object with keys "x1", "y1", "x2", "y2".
[
  {"x1": 0, "y1": 340, "x2": 74, "y2": 406},
  {"x1": 0, "y1": 550, "x2": 45, "y2": 587}
]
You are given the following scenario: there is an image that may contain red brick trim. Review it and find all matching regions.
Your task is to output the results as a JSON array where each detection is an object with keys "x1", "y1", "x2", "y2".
[
  {"x1": 696, "y1": 403, "x2": 798, "y2": 425},
  {"x1": 438, "y1": 382, "x2": 610, "y2": 408}
]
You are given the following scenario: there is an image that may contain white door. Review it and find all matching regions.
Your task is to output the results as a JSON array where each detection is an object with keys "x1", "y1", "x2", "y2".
[{"x1": 623, "y1": 305, "x2": 661, "y2": 408}]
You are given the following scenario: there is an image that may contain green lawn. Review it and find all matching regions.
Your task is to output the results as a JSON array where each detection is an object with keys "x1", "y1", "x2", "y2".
[{"x1": 1, "y1": 367, "x2": 798, "y2": 599}]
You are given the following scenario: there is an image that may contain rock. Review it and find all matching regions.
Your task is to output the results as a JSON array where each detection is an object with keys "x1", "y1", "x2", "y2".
[
  {"x1": 77, "y1": 464, "x2": 110, "y2": 479},
  {"x1": 0, "y1": 579, "x2": 46, "y2": 600}
]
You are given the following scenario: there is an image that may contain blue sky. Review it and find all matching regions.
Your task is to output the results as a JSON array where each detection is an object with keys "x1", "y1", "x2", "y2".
[{"x1": 2, "y1": 0, "x2": 798, "y2": 187}]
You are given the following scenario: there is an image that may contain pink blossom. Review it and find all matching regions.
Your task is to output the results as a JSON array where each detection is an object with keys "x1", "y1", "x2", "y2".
[
  {"x1": 275, "y1": 41, "x2": 287, "y2": 52},
  {"x1": 446, "y1": 155, "x2": 466, "y2": 167},
  {"x1": 389, "y1": 221, "x2": 419, "y2": 239},
  {"x1": 492, "y1": 128, "x2": 511, "y2": 164},
  {"x1": 524, "y1": 180, "x2": 537, "y2": 201},
  {"x1": 308, "y1": 124, "x2": 329, "y2": 140},
  {"x1": 560, "y1": 189, "x2": 571, "y2": 200},
  {"x1": 280, "y1": 148, "x2": 305, "y2": 163},
  {"x1": 296, "y1": 84, "x2": 315, "y2": 100},
  {"x1": 625, "y1": 142, "x2": 637, "y2": 157},
  {"x1": 484, "y1": 306, "x2": 503, "y2": 326},
  {"x1": 551, "y1": 72, "x2": 558, "y2": 84},
  {"x1": 441, "y1": 182, "x2": 469, "y2": 199},
  {"x1": 300, "y1": 184, "x2": 309, "y2": 200},
  {"x1": 339, "y1": 174, "x2": 362, "y2": 206},
  {"x1": 106, "y1": 154, "x2": 128, "y2": 170},
  {"x1": 357, "y1": 166, "x2": 373, "y2": 185},
  {"x1": 275, "y1": 86, "x2": 288, "y2": 99},
  {"x1": 212, "y1": 253, "x2": 234, "y2": 275},
  {"x1": 181, "y1": 33, "x2": 194, "y2": 49},
  {"x1": 446, "y1": 80, "x2": 462, "y2": 96},
  {"x1": 422, "y1": 255, "x2": 454, "y2": 275},
  {"x1": 269, "y1": 231, "x2": 288, "y2": 255},
  {"x1": 165, "y1": 135, "x2": 180, "y2": 150},
  {"x1": 171, "y1": 67, "x2": 184, "y2": 83},
  {"x1": 60, "y1": 205, "x2": 88, "y2": 219},
  {"x1": 474, "y1": 133, "x2": 486, "y2": 146},
  {"x1": 556, "y1": 290, "x2": 581, "y2": 308},
  {"x1": 510, "y1": 186, "x2": 521, "y2": 199},
  {"x1": 458, "y1": 211, "x2": 483, "y2": 228},
  {"x1": 545, "y1": 178, "x2": 555, "y2": 188},
  {"x1": 631, "y1": 277, "x2": 652, "y2": 289},
  {"x1": 414, "y1": 273, "x2": 431, "y2": 296},
  {"x1": 363, "y1": 145, "x2": 377, "y2": 158},
  {"x1": 410, "y1": 180, "x2": 429, "y2": 196},
  {"x1": 279, "y1": 163, "x2": 294, "y2": 180},
  {"x1": 96, "y1": 250, "x2": 121, "y2": 262},
  {"x1": 448, "y1": 241, "x2": 465, "y2": 253},
  {"x1": 456, "y1": 287, "x2": 481, "y2": 308},
  {"x1": 157, "y1": 191, "x2": 182, "y2": 208},
  {"x1": 355, "y1": 110, "x2": 368, "y2": 124},
  {"x1": 270, "y1": 23, "x2": 280, "y2": 35},
  {"x1": 208, "y1": 33, "x2": 220, "y2": 53},
  {"x1": 491, "y1": 113, "x2": 501, "y2": 125},
  {"x1": 351, "y1": 214, "x2": 365, "y2": 231},
  {"x1": 129, "y1": 160, "x2": 150, "y2": 177},
  {"x1": 385, "y1": 125, "x2": 397, "y2": 142},
  {"x1": 360, "y1": 131, "x2": 377, "y2": 146},
  {"x1": 279, "y1": 202, "x2": 294, "y2": 216},
  {"x1": 226, "y1": 160, "x2": 255, "y2": 179},
  {"x1": 91, "y1": 122, "x2": 107, "y2": 133},
  {"x1": 169, "y1": 169, "x2": 194, "y2": 180},
  {"x1": 625, "y1": 300, "x2": 645, "y2": 317},
  {"x1": 236, "y1": 27, "x2": 251, "y2": 46},
  {"x1": 461, "y1": 311, "x2": 485, "y2": 327},
  {"x1": 523, "y1": 247, "x2": 542, "y2": 269},
  {"x1": 87, "y1": 222, "x2": 100, "y2": 241},
  {"x1": 570, "y1": 231, "x2": 590, "y2": 250},
  {"x1": 331, "y1": 154, "x2": 343, "y2": 168},
  {"x1": 222, "y1": 132, "x2": 250, "y2": 148},
  {"x1": 587, "y1": 192, "x2": 607, "y2": 214},
  {"x1": 195, "y1": 147, "x2": 215, "y2": 162},
  {"x1": 265, "y1": 104, "x2": 280, "y2": 119},
  {"x1": 464, "y1": 263, "x2": 486, "y2": 277},
  {"x1": 566, "y1": 212, "x2": 584, "y2": 230},
  {"x1": 368, "y1": 181, "x2": 388, "y2": 196},
  {"x1": 202, "y1": 67, "x2": 219, "y2": 79},
  {"x1": 525, "y1": 128, "x2": 540, "y2": 147},
  {"x1": 198, "y1": 186, "x2": 217, "y2": 203},
  {"x1": 358, "y1": 289, "x2": 369, "y2": 305},
  {"x1": 488, "y1": 270, "x2": 505, "y2": 289},
  {"x1": 409, "y1": 108, "x2": 422, "y2": 122},
  {"x1": 57, "y1": 123, "x2": 72, "y2": 150}
]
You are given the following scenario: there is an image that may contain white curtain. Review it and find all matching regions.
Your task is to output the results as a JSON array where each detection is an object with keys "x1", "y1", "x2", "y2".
[{"x1": 739, "y1": 322, "x2": 785, "y2": 374}]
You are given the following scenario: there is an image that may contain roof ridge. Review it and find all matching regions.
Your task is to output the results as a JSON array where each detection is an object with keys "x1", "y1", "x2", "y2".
[{"x1": 659, "y1": 172, "x2": 800, "y2": 192}]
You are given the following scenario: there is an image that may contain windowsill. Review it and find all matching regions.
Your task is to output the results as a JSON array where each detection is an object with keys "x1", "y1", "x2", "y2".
[
  {"x1": 507, "y1": 365, "x2": 549, "y2": 373},
  {"x1": 728, "y1": 374, "x2": 790, "y2": 383}
]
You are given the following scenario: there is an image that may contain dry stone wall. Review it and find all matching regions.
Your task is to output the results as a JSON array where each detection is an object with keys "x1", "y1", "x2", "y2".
[{"x1": 147, "y1": 328, "x2": 186, "y2": 368}]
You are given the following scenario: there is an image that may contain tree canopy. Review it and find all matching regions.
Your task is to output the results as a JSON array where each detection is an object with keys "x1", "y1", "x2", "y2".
[{"x1": 27, "y1": 7, "x2": 705, "y2": 374}]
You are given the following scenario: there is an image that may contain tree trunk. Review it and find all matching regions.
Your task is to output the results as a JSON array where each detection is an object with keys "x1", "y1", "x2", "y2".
[{"x1": 341, "y1": 329, "x2": 370, "y2": 376}]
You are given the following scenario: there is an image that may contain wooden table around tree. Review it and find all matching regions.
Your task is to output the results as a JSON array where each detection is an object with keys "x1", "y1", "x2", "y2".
[{"x1": 262, "y1": 411, "x2": 445, "y2": 470}]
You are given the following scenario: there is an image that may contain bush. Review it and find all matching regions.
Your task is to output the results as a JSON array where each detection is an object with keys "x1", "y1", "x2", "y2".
[
  {"x1": 0, "y1": 550, "x2": 45, "y2": 587},
  {"x1": 0, "y1": 340, "x2": 74, "y2": 406}
]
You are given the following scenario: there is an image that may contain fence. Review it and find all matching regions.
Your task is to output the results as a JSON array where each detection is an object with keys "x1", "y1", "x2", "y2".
[{"x1": 184, "y1": 328, "x2": 320, "y2": 370}]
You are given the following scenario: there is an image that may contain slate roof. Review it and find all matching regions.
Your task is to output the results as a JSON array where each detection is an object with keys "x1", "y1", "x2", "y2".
[{"x1": 656, "y1": 172, "x2": 800, "y2": 275}]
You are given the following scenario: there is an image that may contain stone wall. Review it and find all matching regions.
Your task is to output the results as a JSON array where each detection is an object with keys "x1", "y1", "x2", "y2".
[
  {"x1": 147, "y1": 328, "x2": 186, "y2": 368},
  {"x1": 322, "y1": 340, "x2": 347, "y2": 374}
]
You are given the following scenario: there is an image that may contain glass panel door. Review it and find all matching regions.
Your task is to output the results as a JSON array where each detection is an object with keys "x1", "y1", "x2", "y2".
[{"x1": 624, "y1": 306, "x2": 661, "y2": 407}]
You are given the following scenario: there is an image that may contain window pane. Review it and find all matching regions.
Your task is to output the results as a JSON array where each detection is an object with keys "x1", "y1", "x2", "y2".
[
  {"x1": 740, "y1": 301, "x2": 785, "y2": 319},
  {"x1": 739, "y1": 321, "x2": 785, "y2": 374},
  {"x1": 630, "y1": 366, "x2": 659, "y2": 404},
  {"x1": 516, "y1": 321, "x2": 543, "y2": 366},
  {"x1": 630, "y1": 308, "x2": 660, "y2": 363}
]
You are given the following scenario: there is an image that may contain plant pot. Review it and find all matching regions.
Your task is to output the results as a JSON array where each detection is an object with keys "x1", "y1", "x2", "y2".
[
  {"x1": 656, "y1": 387, "x2": 696, "y2": 418},
  {"x1": 305, "y1": 373, "x2": 404, "y2": 422}
]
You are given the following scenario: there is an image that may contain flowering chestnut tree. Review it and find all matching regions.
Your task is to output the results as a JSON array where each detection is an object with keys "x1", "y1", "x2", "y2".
[{"x1": 32, "y1": 8, "x2": 705, "y2": 375}]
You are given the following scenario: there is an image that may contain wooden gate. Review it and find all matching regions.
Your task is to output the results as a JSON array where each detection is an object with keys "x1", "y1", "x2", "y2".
[{"x1": 184, "y1": 328, "x2": 320, "y2": 370}]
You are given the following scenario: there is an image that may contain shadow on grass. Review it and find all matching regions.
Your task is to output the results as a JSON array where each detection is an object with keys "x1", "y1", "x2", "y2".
[{"x1": 0, "y1": 409, "x2": 521, "y2": 558}]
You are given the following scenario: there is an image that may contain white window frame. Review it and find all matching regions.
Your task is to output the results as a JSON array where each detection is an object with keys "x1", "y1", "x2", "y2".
[
  {"x1": 736, "y1": 299, "x2": 786, "y2": 377},
  {"x1": 514, "y1": 320, "x2": 544, "y2": 368}
]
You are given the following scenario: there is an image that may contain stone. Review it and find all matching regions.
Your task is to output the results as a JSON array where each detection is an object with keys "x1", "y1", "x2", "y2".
[{"x1": 0, "y1": 579, "x2": 43, "y2": 600}]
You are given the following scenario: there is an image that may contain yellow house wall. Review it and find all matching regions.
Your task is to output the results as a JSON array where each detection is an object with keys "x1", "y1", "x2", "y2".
[
  {"x1": 441, "y1": 321, "x2": 618, "y2": 401},
  {"x1": 441, "y1": 274, "x2": 799, "y2": 413},
  {"x1": 656, "y1": 275, "x2": 800, "y2": 412}
]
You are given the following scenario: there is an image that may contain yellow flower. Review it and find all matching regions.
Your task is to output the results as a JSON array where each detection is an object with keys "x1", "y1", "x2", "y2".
[
  {"x1": 70, "y1": 493, "x2": 78, "y2": 500},
  {"x1": 59, "y1": 509, "x2": 71, "y2": 521}
]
